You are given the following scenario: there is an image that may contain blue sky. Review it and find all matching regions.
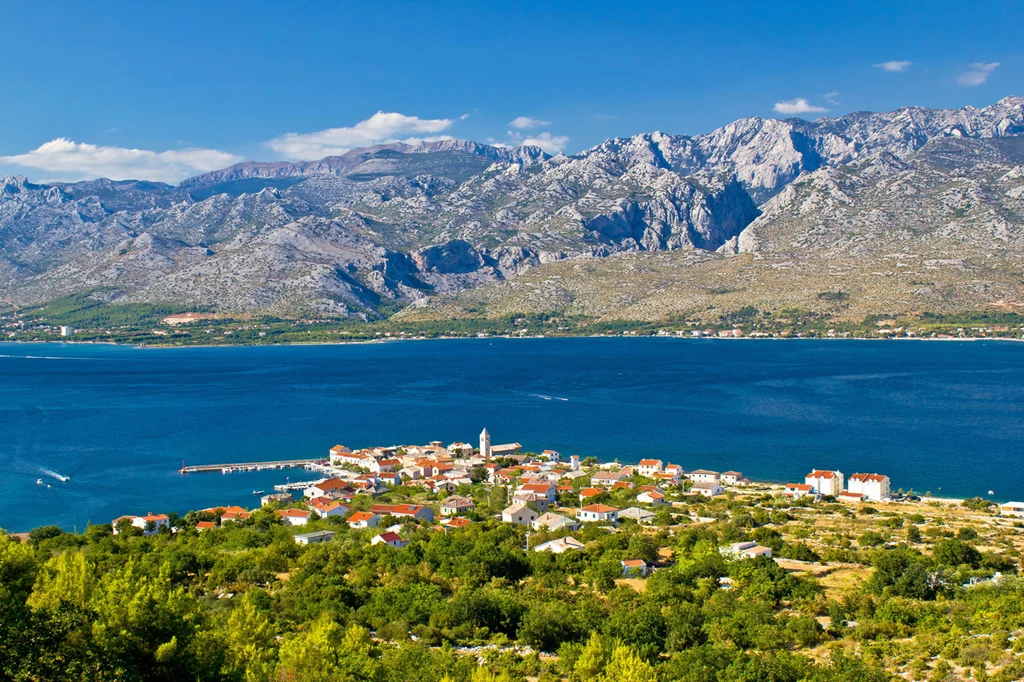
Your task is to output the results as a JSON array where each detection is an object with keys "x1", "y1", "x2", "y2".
[{"x1": 0, "y1": 0, "x2": 1020, "y2": 183}]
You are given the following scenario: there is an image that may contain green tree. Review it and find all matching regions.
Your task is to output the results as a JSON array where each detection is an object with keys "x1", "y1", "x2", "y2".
[
  {"x1": 600, "y1": 643, "x2": 656, "y2": 682},
  {"x1": 574, "y1": 632, "x2": 610, "y2": 681}
]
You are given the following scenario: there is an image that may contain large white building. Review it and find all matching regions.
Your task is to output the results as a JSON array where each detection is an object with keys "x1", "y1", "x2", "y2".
[
  {"x1": 480, "y1": 428, "x2": 491, "y2": 459},
  {"x1": 847, "y1": 473, "x2": 891, "y2": 501},
  {"x1": 805, "y1": 470, "x2": 844, "y2": 497}
]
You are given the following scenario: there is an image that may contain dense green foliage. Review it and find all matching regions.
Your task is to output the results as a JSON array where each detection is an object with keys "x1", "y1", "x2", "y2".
[{"x1": 4, "y1": 488, "x2": 1024, "y2": 682}]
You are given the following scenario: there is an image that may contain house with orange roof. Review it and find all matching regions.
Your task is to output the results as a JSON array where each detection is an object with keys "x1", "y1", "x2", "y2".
[
  {"x1": 847, "y1": 473, "x2": 891, "y2": 501},
  {"x1": 275, "y1": 509, "x2": 311, "y2": 526},
  {"x1": 805, "y1": 470, "x2": 844, "y2": 497},
  {"x1": 579, "y1": 487, "x2": 603, "y2": 502},
  {"x1": 518, "y1": 481, "x2": 556, "y2": 503},
  {"x1": 304, "y1": 478, "x2": 349, "y2": 499},
  {"x1": 621, "y1": 559, "x2": 649, "y2": 577},
  {"x1": 637, "y1": 490, "x2": 665, "y2": 505},
  {"x1": 369, "y1": 503, "x2": 434, "y2": 522},
  {"x1": 576, "y1": 504, "x2": 619, "y2": 524},
  {"x1": 220, "y1": 510, "x2": 251, "y2": 523},
  {"x1": 637, "y1": 459, "x2": 663, "y2": 477},
  {"x1": 611, "y1": 480, "x2": 635, "y2": 492},
  {"x1": 784, "y1": 483, "x2": 814, "y2": 499},
  {"x1": 347, "y1": 511, "x2": 380, "y2": 529},
  {"x1": 309, "y1": 497, "x2": 349, "y2": 518},
  {"x1": 112, "y1": 512, "x2": 170, "y2": 536},
  {"x1": 195, "y1": 521, "x2": 217, "y2": 531},
  {"x1": 328, "y1": 444, "x2": 351, "y2": 464},
  {"x1": 444, "y1": 517, "x2": 472, "y2": 529}
]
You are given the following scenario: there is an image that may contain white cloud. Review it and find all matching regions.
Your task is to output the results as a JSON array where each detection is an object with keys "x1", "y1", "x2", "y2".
[
  {"x1": 508, "y1": 116, "x2": 551, "y2": 130},
  {"x1": 874, "y1": 60, "x2": 913, "y2": 72},
  {"x1": 772, "y1": 98, "x2": 829, "y2": 115},
  {"x1": 267, "y1": 111, "x2": 459, "y2": 160},
  {"x1": 823, "y1": 91, "x2": 840, "y2": 105},
  {"x1": 0, "y1": 138, "x2": 242, "y2": 183},
  {"x1": 956, "y1": 62, "x2": 1000, "y2": 86},
  {"x1": 519, "y1": 132, "x2": 570, "y2": 154}
]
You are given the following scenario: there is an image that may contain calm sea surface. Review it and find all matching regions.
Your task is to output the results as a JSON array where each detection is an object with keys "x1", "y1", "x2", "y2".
[{"x1": 1, "y1": 338, "x2": 1023, "y2": 531}]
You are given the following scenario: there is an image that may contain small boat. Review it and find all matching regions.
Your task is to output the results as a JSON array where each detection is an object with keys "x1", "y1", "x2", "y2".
[
  {"x1": 36, "y1": 478, "x2": 43, "y2": 485},
  {"x1": 252, "y1": 490, "x2": 265, "y2": 495}
]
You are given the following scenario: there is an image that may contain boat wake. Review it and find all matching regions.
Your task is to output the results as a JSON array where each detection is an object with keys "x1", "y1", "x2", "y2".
[
  {"x1": 40, "y1": 467, "x2": 70, "y2": 482},
  {"x1": 517, "y1": 391, "x2": 569, "y2": 402}
]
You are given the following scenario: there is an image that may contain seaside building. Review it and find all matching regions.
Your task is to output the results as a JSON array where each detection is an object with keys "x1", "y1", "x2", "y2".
[
  {"x1": 688, "y1": 469, "x2": 719, "y2": 484},
  {"x1": 690, "y1": 481, "x2": 723, "y2": 498},
  {"x1": 784, "y1": 483, "x2": 814, "y2": 499},
  {"x1": 534, "y1": 536, "x2": 585, "y2": 554},
  {"x1": 637, "y1": 459, "x2": 664, "y2": 477},
  {"x1": 348, "y1": 511, "x2": 380, "y2": 529},
  {"x1": 637, "y1": 490, "x2": 665, "y2": 505},
  {"x1": 275, "y1": 509, "x2": 311, "y2": 526},
  {"x1": 570, "y1": 455, "x2": 580, "y2": 471},
  {"x1": 112, "y1": 512, "x2": 169, "y2": 536},
  {"x1": 371, "y1": 531, "x2": 407, "y2": 549},
  {"x1": 725, "y1": 541, "x2": 774, "y2": 559},
  {"x1": 1000, "y1": 502, "x2": 1024, "y2": 518},
  {"x1": 621, "y1": 559, "x2": 649, "y2": 577},
  {"x1": 369, "y1": 503, "x2": 434, "y2": 522},
  {"x1": 576, "y1": 504, "x2": 619, "y2": 524},
  {"x1": 619, "y1": 507, "x2": 656, "y2": 524},
  {"x1": 294, "y1": 530, "x2": 336, "y2": 546},
  {"x1": 805, "y1": 470, "x2": 844, "y2": 497},
  {"x1": 847, "y1": 473, "x2": 891, "y2": 501},
  {"x1": 501, "y1": 503, "x2": 537, "y2": 526},
  {"x1": 480, "y1": 428, "x2": 491, "y2": 458},
  {"x1": 719, "y1": 471, "x2": 743, "y2": 485},
  {"x1": 59, "y1": 325, "x2": 73, "y2": 337},
  {"x1": 533, "y1": 512, "x2": 579, "y2": 533},
  {"x1": 440, "y1": 495, "x2": 476, "y2": 516}
]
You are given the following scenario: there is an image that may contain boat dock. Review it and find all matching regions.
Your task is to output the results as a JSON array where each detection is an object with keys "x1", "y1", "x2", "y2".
[{"x1": 179, "y1": 458, "x2": 320, "y2": 474}]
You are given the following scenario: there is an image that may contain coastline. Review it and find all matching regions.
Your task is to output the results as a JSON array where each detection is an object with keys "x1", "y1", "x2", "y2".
[{"x1": 1, "y1": 333, "x2": 1022, "y2": 351}]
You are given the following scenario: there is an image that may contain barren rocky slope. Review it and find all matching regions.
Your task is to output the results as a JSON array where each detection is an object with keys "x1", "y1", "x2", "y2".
[{"x1": 2, "y1": 97, "x2": 1023, "y2": 319}]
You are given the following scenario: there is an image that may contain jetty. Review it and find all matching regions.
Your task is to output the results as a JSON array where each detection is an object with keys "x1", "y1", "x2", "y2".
[{"x1": 179, "y1": 458, "x2": 320, "y2": 474}]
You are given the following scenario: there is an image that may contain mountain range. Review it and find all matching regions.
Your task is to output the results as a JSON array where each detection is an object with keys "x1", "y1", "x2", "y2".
[{"x1": 2, "y1": 96, "x2": 1023, "y2": 324}]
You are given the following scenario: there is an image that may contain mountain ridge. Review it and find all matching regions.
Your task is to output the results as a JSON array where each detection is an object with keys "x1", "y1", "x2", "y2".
[{"x1": 2, "y1": 96, "x2": 1023, "y2": 321}]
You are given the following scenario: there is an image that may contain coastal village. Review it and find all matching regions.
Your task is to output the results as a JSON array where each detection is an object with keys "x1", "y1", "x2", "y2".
[
  {"x1": 117, "y1": 428, "x2": 927, "y2": 557},
  {"x1": 17, "y1": 428, "x2": 1024, "y2": 681}
]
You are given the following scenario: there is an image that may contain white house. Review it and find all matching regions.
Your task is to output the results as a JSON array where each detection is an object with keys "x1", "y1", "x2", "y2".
[
  {"x1": 719, "y1": 471, "x2": 743, "y2": 486},
  {"x1": 637, "y1": 490, "x2": 665, "y2": 506},
  {"x1": 784, "y1": 483, "x2": 814, "y2": 499},
  {"x1": 502, "y1": 503, "x2": 537, "y2": 526},
  {"x1": 308, "y1": 498, "x2": 349, "y2": 518},
  {"x1": 576, "y1": 504, "x2": 619, "y2": 524},
  {"x1": 636, "y1": 459, "x2": 664, "y2": 477},
  {"x1": 328, "y1": 444, "x2": 352, "y2": 464},
  {"x1": 591, "y1": 470, "x2": 628, "y2": 487},
  {"x1": 690, "y1": 481, "x2": 723, "y2": 498},
  {"x1": 688, "y1": 469, "x2": 719, "y2": 484},
  {"x1": 726, "y1": 541, "x2": 773, "y2": 559},
  {"x1": 1000, "y1": 502, "x2": 1024, "y2": 517},
  {"x1": 805, "y1": 470, "x2": 844, "y2": 497},
  {"x1": 847, "y1": 473, "x2": 891, "y2": 501},
  {"x1": 533, "y1": 512, "x2": 579, "y2": 533},
  {"x1": 112, "y1": 512, "x2": 170, "y2": 536},
  {"x1": 304, "y1": 478, "x2": 349, "y2": 499},
  {"x1": 541, "y1": 449, "x2": 561, "y2": 462},
  {"x1": 533, "y1": 537, "x2": 585, "y2": 554},
  {"x1": 275, "y1": 509, "x2": 311, "y2": 526},
  {"x1": 620, "y1": 559, "x2": 649, "y2": 577},
  {"x1": 440, "y1": 496, "x2": 476, "y2": 516},
  {"x1": 619, "y1": 507, "x2": 656, "y2": 524},
  {"x1": 517, "y1": 481, "x2": 556, "y2": 503},
  {"x1": 371, "y1": 531, "x2": 407, "y2": 549},
  {"x1": 294, "y1": 530, "x2": 336, "y2": 546}
]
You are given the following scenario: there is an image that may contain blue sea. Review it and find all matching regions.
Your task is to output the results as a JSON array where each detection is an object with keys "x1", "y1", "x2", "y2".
[{"x1": 1, "y1": 338, "x2": 1023, "y2": 531}]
